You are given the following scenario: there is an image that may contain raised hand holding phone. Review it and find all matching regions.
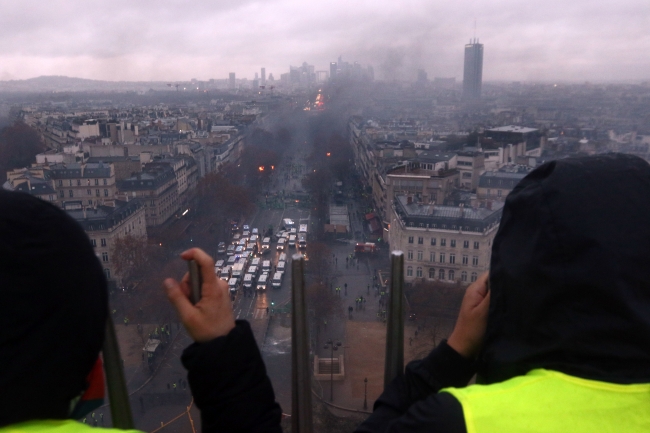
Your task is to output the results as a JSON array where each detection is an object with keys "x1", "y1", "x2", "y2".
[{"x1": 163, "y1": 248, "x2": 235, "y2": 343}]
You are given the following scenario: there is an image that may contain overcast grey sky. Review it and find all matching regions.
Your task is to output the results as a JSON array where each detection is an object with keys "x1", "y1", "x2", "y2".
[{"x1": 0, "y1": 0, "x2": 648, "y2": 82}]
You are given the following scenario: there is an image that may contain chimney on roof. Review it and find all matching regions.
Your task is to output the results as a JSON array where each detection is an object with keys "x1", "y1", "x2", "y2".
[{"x1": 407, "y1": 195, "x2": 413, "y2": 205}]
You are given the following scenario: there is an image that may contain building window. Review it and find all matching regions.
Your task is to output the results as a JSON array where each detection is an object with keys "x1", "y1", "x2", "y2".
[
  {"x1": 441, "y1": 238, "x2": 446, "y2": 247},
  {"x1": 408, "y1": 236, "x2": 414, "y2": 244},
  {"x1": 487, "y1": 189, "x2": 491, "y2": 197},
  {"x1": 439, "y1": 269, "x2": 445, "y2": 280},
  {"x1": 104, "y1": 189, "x2": 108, "y2": 197},
  {"x1": 418, "y1": 237, "x2": 423, "y2": 244},
  {"x1": 96, "y1": 189, "x2": 100, "y2": 197},
  {"x1": 497, "y1": 189, "x2": 502, "y2": 198},
  {"x1": 430, "y1": 237, "x2": 436, "y2": 246},
  {"x1": 90, "y1": 239, "x2": 96, "y2": 247},
  {"x1": 461, "y1": 271, "x2": 467, "y2": 282},
  {"x1": 429, "y1": 268, "x2": 435, "y2": 279},
  {"x1": 451, "y1": 239, "x2": 456, "y2": 248},
  {"x1": 69, "y1": 190, "x2": 73, "y2": 197},
  {"x1": 95, "y1": 179, "x2": 99, "y2": 185},
  {"x1": 430, "y1": 252, "x2": 435, "y2": 262},
  {"x1": 450, "y1": 254, "x2": 456, "y2": 264},
  {"x1": 407, "y1": 267, "x2": 413, "y2": 277},
  {"x1": 417, "y1": 251, "x2": 423, "y2": 261},
  {"x1": 69, "y1": 180, "x2": 73, "y2": 186},
  {"x1": 439, "y1": 253, "x2": 445, "y2": 263},
  {"x1": 463, "y1": 240, "x2": 469, "y2": 248},
  {"x1": 88, "y1": 200, "x2": 93, "y2": 205},
  {"x1": 462, "y1": 255, "x2": 469, "y2": 265},
  {"x1": 102, "y1": 252, "x2": 109, "y2": 262},
  {"x1": 58, "y1": 180, "x2": 63, "y2": 186},
  {"x1": 474, "y1": 241, "x2": 480, "y2": 249},
  {"x1": 407, "y1": 250, "x2": 413, "y2": 260},
  {"x1": 101, "y1": 238, "x2": 107, "y2": 247},
  {"x1": 104, "y1": 268, "x2": 111, "y2": 279},
  {"x1": 150, "y1": 200, "x2": 155, "y2": 206},
  {"x1": 60, "y1": 191, "x2": 65, "y2": 198},
  {"x1": 449, "y1": 270, "x2": 455, "y2": 280},
  {"x1": 473, "y1": 256, "x2": 479, "y2": 266},
  {"x1": 103, "y1": 179, "x2": 107, "y2": 185},
  {"x1": 416, "y1": 267, "x2": 422, "y2": 278},
  {"x1": 77, "y1": 179, "x2": 81, "y2": 186},
  {"x1": 471, "y1": 272, "x2": 478, "y2": 282}
]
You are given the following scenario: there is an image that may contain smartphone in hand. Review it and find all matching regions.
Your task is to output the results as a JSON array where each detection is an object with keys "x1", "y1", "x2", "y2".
[{"x1": 188, "y1": 259, "x2": 202, "y2": 304}]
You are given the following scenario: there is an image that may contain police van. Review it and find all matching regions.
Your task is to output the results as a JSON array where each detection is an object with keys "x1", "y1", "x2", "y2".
[
  {"x1": 277, "y1": 260, "x2": 286, "y2": 274},
  {"x1": 271, "y1": 272, "x2": 283, "y2": 289},
  {"x1": 277, "y1": 238, "x2": 286, "y2": 250},
  {"x1": 262, "y1": 260, "x2": 271, "y2": 273},
  {"x1": 288, "y1": 235, "x2": 296, "y2": 248},
  {"x1": 256, "y1": 274, "x2": 269, "y2": 291},
  {"x1": 228, "y1": 278, "x2": 239, "y2": 293},
  {"x1": 242, "y1": 273, "x2": 254, "y2": 290}
]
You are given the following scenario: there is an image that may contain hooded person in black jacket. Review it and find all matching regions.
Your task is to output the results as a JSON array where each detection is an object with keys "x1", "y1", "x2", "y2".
[{"x1": 356, "y1": 153, "x2": 650, "y2": 432}]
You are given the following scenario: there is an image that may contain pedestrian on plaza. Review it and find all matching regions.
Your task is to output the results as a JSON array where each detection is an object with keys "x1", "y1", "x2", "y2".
[{"x1": 415, "y1": 329, "x2": 419, "y2": 338}]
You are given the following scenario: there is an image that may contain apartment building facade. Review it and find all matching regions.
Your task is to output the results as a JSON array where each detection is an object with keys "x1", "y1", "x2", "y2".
[{"x1": 388, "y1": 194, "x2": 503, "y2": 284}]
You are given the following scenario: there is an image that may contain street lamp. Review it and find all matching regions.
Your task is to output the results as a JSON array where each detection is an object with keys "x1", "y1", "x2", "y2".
[
  {"x1": 324, "y1": 339, "x2": 342, "y2": 402},
  {"x1": 364, "y1": 377, "x2": 368, "y2": 410}
]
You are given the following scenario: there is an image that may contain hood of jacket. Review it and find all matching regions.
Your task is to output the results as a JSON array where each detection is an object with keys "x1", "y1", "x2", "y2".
[
  {"x1": 479, "y1": 153, "x2": 650, "y2": 385},
  {"x1": 0, "y1": 190, "x2": 107, "y2": 426}
]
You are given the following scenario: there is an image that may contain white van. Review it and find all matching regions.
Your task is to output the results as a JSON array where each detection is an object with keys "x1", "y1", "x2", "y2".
[
  {"x1": 298, "y1": 234, "x2": 307, "y2": 250},
  {"x1": 243, "y1": 274, "x2": 254, "y2": 289},
  {"x1": 220, "y1": 265, "x2": 232, "y2": 281},
  {"x1": 262, "y1": 237, "x2": 271, "y2": 250},
  {"x1": 282, "y1": 218, "x2": 294, "y2": 230},
  {"x1": 279, "y1": 253, "x2": 287, "y2": 262},
  {"x1": 215, "y1": 259, "x2": 225, "y2": 268},
  {"x1": 228, "y1": 278, "x2": 239, "y2": 293},
  {"x1": 247, "y1": 265, "x2": 258, "y2": 277},
  {"x1": 256, "y1": 274, "x2": 269, "y2": 291},
  {"x1": 262, "y1": 260, "x2": 271, "y2": 273},
  {"x1": 277, "y1": 261, "x2": 286, "y2": 273},
  {"x1": 271, "y1": 272, "x2": 283, "y2": 289},
  {"x1": 299, "y1": 224, "x2": 308, "y2": 233},
  {"x1": 288, "y1": 235, "x2": 296, "y2": 248},
  {"x1": 227, "y1": 256, "x2": 237, "y2": 265},
  {"x1": 277, "y1": 238, "x2": 286, "y2": 250},
  {"x1": 250, "y1": 257, "x2": 261, "y2": 268}
]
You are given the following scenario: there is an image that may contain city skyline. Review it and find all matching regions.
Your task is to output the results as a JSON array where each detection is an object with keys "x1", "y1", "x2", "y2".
[{"x1": 0, "y1": 0, "x2": 649, "y2": 83}]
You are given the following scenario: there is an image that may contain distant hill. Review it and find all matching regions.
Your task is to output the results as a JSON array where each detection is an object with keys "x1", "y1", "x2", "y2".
[{"x1": 0, "y1": 75, "x2": 170, "y2": 93}]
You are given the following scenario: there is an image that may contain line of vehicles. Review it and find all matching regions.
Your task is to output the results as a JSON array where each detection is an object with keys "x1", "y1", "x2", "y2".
[{"x1": 214, "y1": 221, "x2": 308, "y2": 296}]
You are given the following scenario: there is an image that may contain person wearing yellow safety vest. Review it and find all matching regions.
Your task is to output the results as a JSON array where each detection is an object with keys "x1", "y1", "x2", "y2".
[
  {"x1": 0, "y1": 190, "x2": 281, "y2": 433},
  {"x1": 356, "y1": 154, "x2": 650, "y2": 432}
]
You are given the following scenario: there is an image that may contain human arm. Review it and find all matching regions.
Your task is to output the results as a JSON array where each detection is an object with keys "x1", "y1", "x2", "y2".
[
  {"x1": 355, "y1": 273, "x2": 490, "y2": 432},
  {"x1": 164, "y1": 248, "x2": 282, "y2": 432}
]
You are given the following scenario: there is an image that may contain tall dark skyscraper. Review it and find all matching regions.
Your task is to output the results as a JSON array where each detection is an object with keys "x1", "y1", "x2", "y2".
[
  {"x1": 261, "y1": 67, "x2": 266, "y2": 85},
  {"x1": 330, "y1": 62, "x2": 337, "y2": 79},
  {"x1": 463, "y1": 39, "x2": 483, "y2": 101}
]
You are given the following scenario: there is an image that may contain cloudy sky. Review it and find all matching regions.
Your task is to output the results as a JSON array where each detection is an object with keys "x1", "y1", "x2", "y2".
[{"x1": 0, "y1": 0, "x2": 648, "y2": 82}]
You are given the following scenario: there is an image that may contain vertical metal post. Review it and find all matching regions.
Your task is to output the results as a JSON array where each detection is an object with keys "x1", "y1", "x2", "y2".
[
  {"x1": 291, "y1": 254, "x2": 313, "y2": 433},
  {"x1": 103, "y1": 315, "x2": 134, "y2": 429},
  {"x1": 384, "y1": 251, "x2": 404, "y2": 388}
]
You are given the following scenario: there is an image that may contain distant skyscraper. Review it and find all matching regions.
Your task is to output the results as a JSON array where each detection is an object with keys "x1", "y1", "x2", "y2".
[
  {"x1": 261, "y1": 67, "x2": 266, "y2": 85},
  {"x1": 330, "y1": 62, "x2": 337, "y2": 79},
  {"x1": 228, "y1": 72, "x2": 236, "y2": 89},
  {"x1": 463, "y1": 39, "x2": 483, "y2": 101}
]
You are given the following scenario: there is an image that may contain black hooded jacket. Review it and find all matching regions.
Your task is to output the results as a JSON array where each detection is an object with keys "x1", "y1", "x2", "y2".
[{"x1": 357, "y1": 153, "x2": 650, "y2": 432}]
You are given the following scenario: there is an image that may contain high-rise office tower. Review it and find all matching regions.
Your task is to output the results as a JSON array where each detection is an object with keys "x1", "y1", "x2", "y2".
[
  {"x1": 261, "y1": 67, "x2": 266, "y2": 85},
  {"x1": 330, "y1": 62, "x2": 337, "y2": 79},
  {"x1": 229, "y1": 72, "x2": 236, "y2": 89},
  {"x1": 462, "y1": 39, "x2": 483, "y2": 101}
]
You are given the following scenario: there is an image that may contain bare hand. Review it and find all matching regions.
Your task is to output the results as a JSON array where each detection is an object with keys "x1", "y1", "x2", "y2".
[
  {"x1": 163, "y1": 248, "x2": 235, "y2": 343},
  {"x1": 447, "y1": 272, "x2": 490, "y2": 359}
]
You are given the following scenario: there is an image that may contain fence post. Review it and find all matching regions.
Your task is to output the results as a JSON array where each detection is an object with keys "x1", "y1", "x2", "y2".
[
  {"x1": 103, "y1": 315, "x2": 135, "y2": 429},
  {"x1": 291, "y1": 254, "x2": 313, "y2": 433},
  {"x1": 384, "y1": 251, "x2": 405, "y2": 388}
]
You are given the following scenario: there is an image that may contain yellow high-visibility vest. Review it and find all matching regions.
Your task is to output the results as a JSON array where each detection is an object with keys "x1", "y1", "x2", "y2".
[
  {"x1": 0, "y1": 419, "x2": 142, "y2": 433},
  {"x1": 442, "y1": 368, "x2": 650, "y2": 433}
]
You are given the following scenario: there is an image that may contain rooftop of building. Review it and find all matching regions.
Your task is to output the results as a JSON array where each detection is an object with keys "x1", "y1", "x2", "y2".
[
  {"x1": 394, "y1": 194, "x2": 503, "y2": 232},
  {"x1": 486, "y1": 125, "x2": 538, "y2": 134},
  {"x1": 64, "y1": 199, "x2": 143, "y2": 231}
]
